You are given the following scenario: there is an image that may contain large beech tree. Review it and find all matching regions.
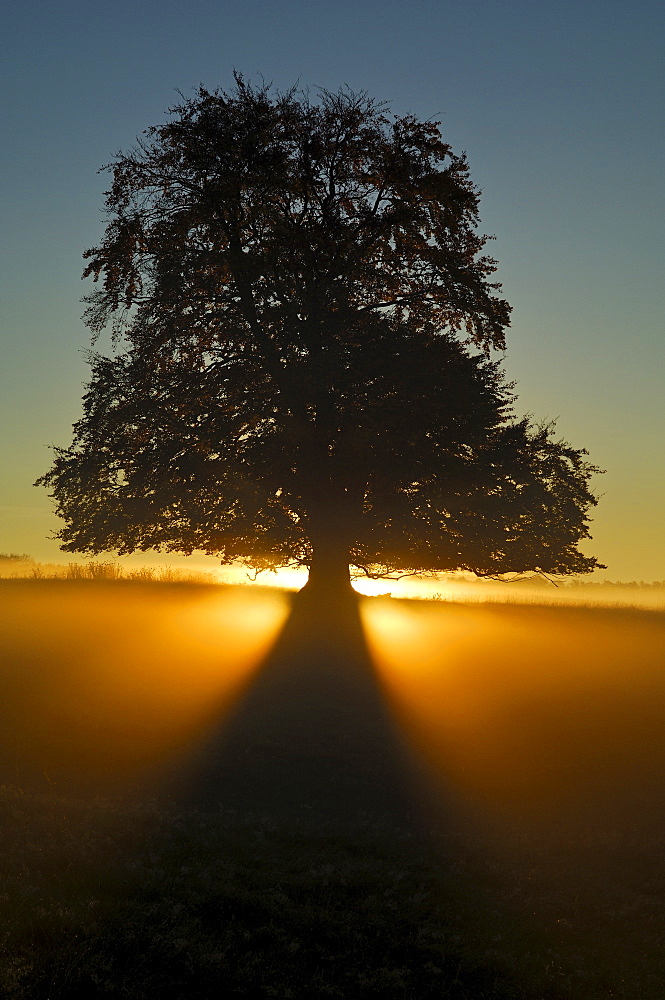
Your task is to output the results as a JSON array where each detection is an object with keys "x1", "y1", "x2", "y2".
[{"x1": 39, "y1": 77, "x2": 603, "y2": 592}]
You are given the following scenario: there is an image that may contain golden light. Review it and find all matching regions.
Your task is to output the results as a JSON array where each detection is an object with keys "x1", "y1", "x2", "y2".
[
  {"x1": 219, "y1": 564, "x2": 309, "y2": 591},
  {"x1": 351, "y1": 577, "x2": 397, "y2": 597},
  {"x1": 361, "y1": 599, "x2": 490, "y2": 797},
  {"x1": 264, "y1": 566, "x2": 309, "y2": 590},
  {"x1": 0, "y1": 584, "x2": 289, "y2": 786},
  {"x1": 361, "y1": 598, "x2": 665, "y2": 818}
]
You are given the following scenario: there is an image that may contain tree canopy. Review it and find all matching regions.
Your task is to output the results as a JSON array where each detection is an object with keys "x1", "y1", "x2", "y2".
[{"x1": 38, "y1": 76, "x2": 604, "y2": 589}]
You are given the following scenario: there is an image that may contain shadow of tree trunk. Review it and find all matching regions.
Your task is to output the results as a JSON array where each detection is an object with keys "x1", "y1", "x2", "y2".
[{"x1": 166, "y1": 590, "x2": 429, "y2": 827}]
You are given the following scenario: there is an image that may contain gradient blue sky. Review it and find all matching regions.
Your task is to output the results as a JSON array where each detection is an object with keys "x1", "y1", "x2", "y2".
[{"x1": 1, "y1": 0, "x2": 663, "y2": 579}]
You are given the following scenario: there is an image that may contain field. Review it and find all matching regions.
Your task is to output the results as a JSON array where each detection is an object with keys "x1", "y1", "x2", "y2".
[{"x1": 1, "y1": 579, "x2": 665, "y2": 998}]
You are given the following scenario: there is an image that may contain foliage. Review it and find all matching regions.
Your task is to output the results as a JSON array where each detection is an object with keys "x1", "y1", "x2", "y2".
[{"x1": 38, "y1": 76, "x2": 602, "y2": 579}]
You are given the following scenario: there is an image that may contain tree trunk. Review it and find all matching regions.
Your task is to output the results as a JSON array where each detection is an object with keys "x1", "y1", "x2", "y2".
[
  {"x1": 299, "y1": 469, "x2": 359, "y2": 608},
  {"x1": 306, "y1": 539, "x2": 351, "y2": 590},
  {"x1": 300, "y1": 531, "x2": 355, "y2": 609}
]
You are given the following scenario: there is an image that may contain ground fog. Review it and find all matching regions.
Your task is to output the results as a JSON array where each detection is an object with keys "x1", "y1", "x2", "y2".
[{"x1": 1, "y1": 579, "x2": 664, "y2": 998}]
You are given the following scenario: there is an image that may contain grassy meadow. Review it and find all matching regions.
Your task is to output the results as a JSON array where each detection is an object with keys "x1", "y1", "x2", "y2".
[{"x1": 1, "y1": 576, "x2": 664, "y2": 997}]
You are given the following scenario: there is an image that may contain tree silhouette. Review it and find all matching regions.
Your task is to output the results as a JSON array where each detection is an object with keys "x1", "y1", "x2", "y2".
[{"x1": 38, "y1": 76, "x2": 603, "y2": 594}]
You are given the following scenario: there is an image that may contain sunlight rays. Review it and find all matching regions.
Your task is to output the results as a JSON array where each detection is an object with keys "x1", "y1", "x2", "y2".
[
  {"x1": 361, "y1": 599, "x2": 665, "y2": 818},
  {"x1": 4, "y1": 580, "x2": 665, "y2": 825},
  {"x1": 0, "y1": 585, "x2": 289, "y2": 786}
]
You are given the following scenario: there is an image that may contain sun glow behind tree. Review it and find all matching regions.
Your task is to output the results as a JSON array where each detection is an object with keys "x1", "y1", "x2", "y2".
[{"x1": 38, "y1": 76, "x2": 603, "y2": 594}]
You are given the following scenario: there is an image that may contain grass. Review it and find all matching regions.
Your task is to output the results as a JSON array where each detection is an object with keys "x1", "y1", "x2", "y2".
[
  {"x1": 3, "y1": 555, "x2": 665, "y2": 609},
  {"x1": 1, "y1": 579, "x2": 664, "y2": 997},
  {"x1": 0, "y1": 555, "x2": 217, "y2": 584},
  {"x1": 3, "y1": 786, "x2": 664, "y2": 998},
  {"x1": 0, "y1": 790, "x2": 519, "y2": 999}
]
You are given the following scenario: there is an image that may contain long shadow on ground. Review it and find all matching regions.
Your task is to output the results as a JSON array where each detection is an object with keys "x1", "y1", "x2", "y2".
[
  {"x1": 162, "y1": 589, "x2": 432, "y2": 828},
  {"x1": 5, "y1": 586, "x2": 647, "y2": 998}
]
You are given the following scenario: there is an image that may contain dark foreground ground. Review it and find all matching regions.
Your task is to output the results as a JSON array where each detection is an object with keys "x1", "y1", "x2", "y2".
[{"x1": 1, "y1": 580, "x2": 665, "y2": 998}]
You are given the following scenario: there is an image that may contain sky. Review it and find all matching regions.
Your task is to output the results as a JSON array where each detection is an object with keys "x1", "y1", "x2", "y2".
[{"x1": 1, "y1": 0, "x2": 663, "y2": 581}]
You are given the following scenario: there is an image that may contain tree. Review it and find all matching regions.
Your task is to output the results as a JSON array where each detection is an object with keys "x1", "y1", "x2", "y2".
[{"x1": 38, "y1": 76, "x2": 604, "y2": 595}]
